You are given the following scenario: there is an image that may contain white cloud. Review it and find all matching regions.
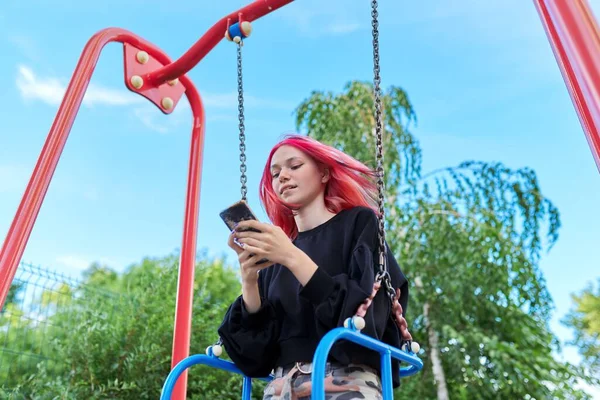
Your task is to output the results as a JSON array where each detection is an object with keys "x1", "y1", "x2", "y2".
[
  {"x1": 16, "y1": 65, "x2": 142, "y2": 107},
  {"x1": 16, "y1": 65, "x2": 293, "y2": 111},
  {"x1": 15, "y1": 65, "x2": 291, "y2": 134},
  {"x1": 15, "y1": 65, "x2": 184, "y2": 134},
  {"x1": 16, "y1": 65, "x2": 64, "y2": 105}
]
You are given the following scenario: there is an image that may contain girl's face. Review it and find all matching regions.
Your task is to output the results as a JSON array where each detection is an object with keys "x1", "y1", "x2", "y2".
[{"x1": 270, "y1": 145, "x2": 329, "y2": 207}]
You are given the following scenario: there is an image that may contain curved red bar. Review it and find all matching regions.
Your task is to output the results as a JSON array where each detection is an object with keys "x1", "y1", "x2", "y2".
[
  {"x1": 0, "y1": 28, "x2": 129, "y2": 308},
  {"x1": 534, "y1": 0, "x2": 600, "y2": 172},
  {"x1": 146, "y1": 0, "x2": 294, "y2": 85},
  {"x1": 0, "y1": 27, "x2": 208, "y2": 400},
  {"x1": 170, "y1": 76, "x2": 206, "y2": 400}
]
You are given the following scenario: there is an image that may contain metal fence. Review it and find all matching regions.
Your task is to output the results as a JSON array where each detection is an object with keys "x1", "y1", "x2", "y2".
[{"x1": 0, "y1": 262, "x2": 118, "y2": 390}]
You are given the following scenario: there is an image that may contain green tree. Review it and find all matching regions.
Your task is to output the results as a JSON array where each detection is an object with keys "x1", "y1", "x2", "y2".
[
  {"x1": 296, "y1": 80, "x2": 596, "y2": 399},
  {"x1": 3, "y1": 253, "x2": 264, "y2": 400},
  {"x1": 3, "y1": 281, "x2": 25, "y2": 308},
  {"x1": 564, "y1": 279, "x2": 600, "y2": 377}
]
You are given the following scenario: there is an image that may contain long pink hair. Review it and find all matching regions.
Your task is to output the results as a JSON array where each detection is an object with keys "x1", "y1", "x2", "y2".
[{"x1": 259, "y1": 134, "x2": 379, "y2": 239}]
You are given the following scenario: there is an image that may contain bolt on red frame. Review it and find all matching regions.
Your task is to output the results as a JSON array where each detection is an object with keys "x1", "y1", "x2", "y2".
[{"x1": 1, "y1": 0, "x2": 600, "y2": 399}]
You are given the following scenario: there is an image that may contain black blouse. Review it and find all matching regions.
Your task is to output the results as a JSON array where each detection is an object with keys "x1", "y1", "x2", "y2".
[{"x1": 217, "y1": 206, "x2": 410, "y2": 387}]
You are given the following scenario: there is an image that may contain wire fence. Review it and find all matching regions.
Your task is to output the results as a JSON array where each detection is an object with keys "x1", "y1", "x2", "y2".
[{"x1": 0, "y1": 262, "x2": 119, "y2": 390}]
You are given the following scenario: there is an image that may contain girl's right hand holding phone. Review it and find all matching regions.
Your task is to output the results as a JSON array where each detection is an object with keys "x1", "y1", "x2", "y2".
[
  {"x1": 228, "y1": 232, "x2": 274, "y2": 281},
  {"x1": 228, "y1": 232, "x2": 274, "y2": 313}
]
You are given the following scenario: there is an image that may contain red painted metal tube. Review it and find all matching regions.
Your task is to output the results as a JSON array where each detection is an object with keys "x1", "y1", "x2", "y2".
[
  {"x1": 0, "y1": 28, "x2": 208, "y2": 400},
  {"x1": 534, "y1": 0, "x2": 600, "y2": 172},
  {"x1": 146, "y1": 0, "x2": 294, "y2": 85},
  {"x1": 170, "y1": 74, "x2": 205, "y2": 400},
  {"x1": 0, "y1": 28, "x2": 133, "y2": 310}
]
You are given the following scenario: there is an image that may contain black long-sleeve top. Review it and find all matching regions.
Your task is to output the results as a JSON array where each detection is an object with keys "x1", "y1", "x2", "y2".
[{"x1": 217, "y1": 206, "x2": 410, "y2": 387}]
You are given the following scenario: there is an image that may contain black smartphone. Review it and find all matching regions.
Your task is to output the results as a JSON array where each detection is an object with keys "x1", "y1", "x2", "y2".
[
  {"x1": 219, "y1": 200, "x2": 261, "y2": 233},
  {"x1": 219, "y1": 201, "x2": 270, "y2": 265}
]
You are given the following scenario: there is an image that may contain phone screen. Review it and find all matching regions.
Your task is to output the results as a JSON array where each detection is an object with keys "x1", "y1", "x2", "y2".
[{"x1": 219, "y1": 201, "x2": 260, "y2": 232}]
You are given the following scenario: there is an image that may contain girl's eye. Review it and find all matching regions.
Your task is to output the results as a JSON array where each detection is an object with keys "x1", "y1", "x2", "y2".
[
  {"x1": 291, "y1": 164, "x2": 303, "y2": 170},
  {"x1": 272, "y1": 172, "x2": 280, "y2": 179}
]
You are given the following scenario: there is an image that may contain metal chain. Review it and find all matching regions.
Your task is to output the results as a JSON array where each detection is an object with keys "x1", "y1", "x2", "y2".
[
  {"x1": 371, "y1": 0, "x2": 385, "y2": 266},
  {"x1": 237, "y1": 41, "x2": 247, "y2": 201},
  {"x1": 371, "y1": 0, "x2": 395, "y2": 303}
]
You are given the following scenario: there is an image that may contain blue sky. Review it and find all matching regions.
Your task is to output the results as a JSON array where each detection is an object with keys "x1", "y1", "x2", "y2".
[{"x1": 1, "y1": 0, "x2": 600, "y2": 395}]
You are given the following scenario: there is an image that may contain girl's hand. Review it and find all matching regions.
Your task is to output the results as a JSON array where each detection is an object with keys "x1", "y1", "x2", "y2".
[
  {"x1": 227, "y1": 232, "x2": 274, "y2": 284},
  {"x1": 233, "y1": 220, "x2": 298, "y2": 266}
]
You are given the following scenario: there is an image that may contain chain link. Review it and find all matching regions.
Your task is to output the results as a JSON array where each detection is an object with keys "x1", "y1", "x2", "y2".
[
  {"x1": 237, "y1": 42, "x2": 247, "y2": 201},
  {"x1": 371, "y1": 0, "x2": 396, "y2": 307},
  {"x1": 371, "y1": 0, "x2": 386, "y2": 265},
  {"x1": 214, "y1": 38, "x2": 246, "y2": 351}
]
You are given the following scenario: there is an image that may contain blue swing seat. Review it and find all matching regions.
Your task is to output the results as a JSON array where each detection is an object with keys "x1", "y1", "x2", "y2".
[{"x1": 160, "y1": 323, "x2": 422, "y2": 400}]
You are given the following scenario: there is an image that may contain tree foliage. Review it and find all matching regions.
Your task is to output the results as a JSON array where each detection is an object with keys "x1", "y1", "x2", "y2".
[
  {"x1": 296, "y1": 80, "x2": 597, "y2": 399},
  {"x1": 563, "y1": 279, "x2": 600, "y2": 377},
  {"x1": 3, "y1": 282, "x2": 24, "y2": 307},
  {"x1": 1, "y1": 254, "x2": 264, "y2": 400}
]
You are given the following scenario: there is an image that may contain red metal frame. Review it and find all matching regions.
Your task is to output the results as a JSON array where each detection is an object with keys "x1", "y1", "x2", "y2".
[
  {"x1": 533, "y1": 0, "x2": 600, "y2": 171},
  {"x1": 0, "y1": 2, "x2": 293, "y2": 399},
  {"x1": 0, "y1": 27, "x2": 207, "y2": 398},
  {"x1": 1, "y1": 0, "x2": 600, "y2": 399},
  {"x1": 145, "y1": 0, "x2": 293, "y2": 86}
]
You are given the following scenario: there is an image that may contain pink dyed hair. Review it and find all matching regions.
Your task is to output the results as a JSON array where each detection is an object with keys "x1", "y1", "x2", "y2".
[{"x1": 259, "y1": 134, "x2": 379, "y2": 239}]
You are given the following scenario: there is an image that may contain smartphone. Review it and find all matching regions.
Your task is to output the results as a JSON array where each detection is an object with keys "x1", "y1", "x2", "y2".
[
  {"x1": 219, "y1": 201, "x2": 270, "y2": 265},
  {"x1": 219, "y1": 200, "x2": 261, "y2": 233}
]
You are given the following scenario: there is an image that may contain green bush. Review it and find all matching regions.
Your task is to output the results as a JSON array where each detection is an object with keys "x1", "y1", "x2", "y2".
[{"x1": 2, "y1": 253, "x2": 267, "y2": 399}]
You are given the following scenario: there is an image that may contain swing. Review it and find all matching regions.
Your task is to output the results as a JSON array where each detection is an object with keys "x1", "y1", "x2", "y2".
[{"x1": 160, "y1": 2, "x2": 423, "y2": 399}]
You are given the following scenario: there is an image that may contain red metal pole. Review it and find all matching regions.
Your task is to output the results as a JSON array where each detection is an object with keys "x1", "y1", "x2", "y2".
[
  {"x1": 0, "y1": 27, "x2": 206, "y2": 398},
  {"x1": 169, "y1": 78, "x2": 205, "y2": 400},
  {"x1": 146, "y1": 0, "x2": 294, "y2": 85},
  {"x1": 534, "y1": 0, "x2": 600, "y2": 172},
  {"x1": 0, "y1": 28, "x2": 132, "y2": 309}
]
